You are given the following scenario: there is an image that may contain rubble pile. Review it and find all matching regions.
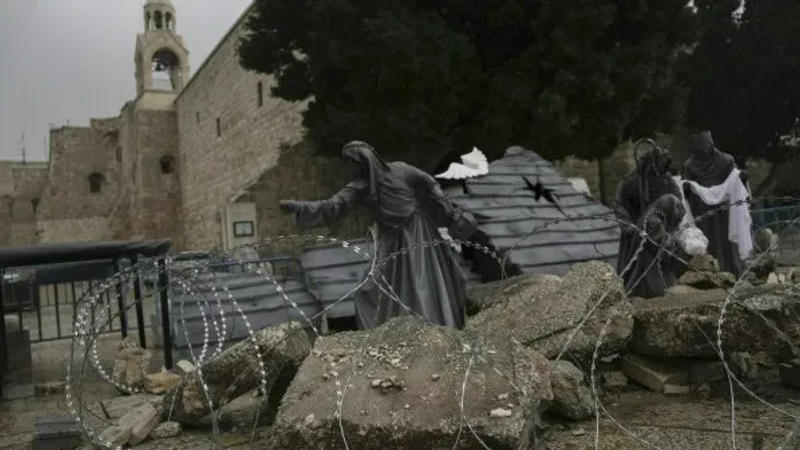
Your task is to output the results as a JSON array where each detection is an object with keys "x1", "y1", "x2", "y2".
[{"x1": 89, "y1": 260, "x2": 800, "y2": 448}]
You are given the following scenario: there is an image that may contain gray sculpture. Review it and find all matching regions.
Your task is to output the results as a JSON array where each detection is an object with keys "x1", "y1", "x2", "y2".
[
  {"x1": 279, "y1": 141, "x2": 477, "y2": 329},
  {"x1": 682, "y1": 131, "x2": 745, "y2": 276},
  {"x1": 615, "y1": 140, "x2": 686, "y2": 297}
]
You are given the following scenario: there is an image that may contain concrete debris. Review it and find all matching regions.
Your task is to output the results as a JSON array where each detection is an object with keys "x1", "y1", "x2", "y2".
[
  {"x1": 490, "y1": 408, "x2": 513, "y2": 418},
  {"x1": 149, "y1": 421, "x2": 182, "y2": 440},
  {"x1": 631, "y1": 285, "x2": 800, "y2": 360},
  {"x1": 602, "y1": 371, "x2": 628, "y2": 389},
  {"x1": 174, "y1": 360, "x2": 197, "y2": 377},
  {"x1": 662, "y1": 383, "x2": 691, "y2": 395},
  {"x1": 164, "y1": 321, "x2": 311, "y2": 424},
  {"x1": 620, "y1": 355, "x2": 687, "y2": 393},
  {"x1": 678, "y1": 270, "x2": 736, "y2": 290},
  {"x1": 549, "y1": 360, "x2": 595, "y2": 420},
  {"x1": 144, "y1": 372, "x2": 182, "y2": 394},
  {"x1": 100, "y1": 393, "x2": 163, "y2": 420},
  {"x1": 99, "y1": 425, "x2": 131, "y2": 447},
  {"x1": 467, "y1": 261, "x2": 632, "y2": 365},
  {"x1": 118, "y1": 402, "x2": 160, "y2": 446},
  {"x1": 270, "y1": 317, "x2": 553, "y2": 449},
  {"x1": 112, "y1": 338, "x2": 152, "y2": 389}
]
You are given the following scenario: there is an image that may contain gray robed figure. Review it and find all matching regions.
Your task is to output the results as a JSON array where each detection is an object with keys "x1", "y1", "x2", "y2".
[
  {"x1": 615, "y1": 142, "x2": 686, "y2": 297},
  {"x1": 682, "y1": 131, "x2": 745, "y2": 276},
  {"x1": 279, "y1": 141, "x2": 477, "y2": 329}
]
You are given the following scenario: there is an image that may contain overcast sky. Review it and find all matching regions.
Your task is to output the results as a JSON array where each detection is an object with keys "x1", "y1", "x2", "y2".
[{"x1": 0, "y1": 0, "x2": 252, "y2": 161}]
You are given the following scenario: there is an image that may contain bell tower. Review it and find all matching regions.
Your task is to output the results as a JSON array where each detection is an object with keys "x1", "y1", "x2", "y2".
[{"x1": 135, "y1": 0, "x2": 190, "y2": 96}]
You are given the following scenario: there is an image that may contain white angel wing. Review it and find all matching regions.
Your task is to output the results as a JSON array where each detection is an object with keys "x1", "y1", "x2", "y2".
[
  {"x1": 460, "y1": 147, "x2": 489, "y2": 173},
  {"x1": 435, "y1": 147, "x2": 489, "y2": 179},
  {"x1": 435, "y1": 163, "x2": 473, "y2": 179}
]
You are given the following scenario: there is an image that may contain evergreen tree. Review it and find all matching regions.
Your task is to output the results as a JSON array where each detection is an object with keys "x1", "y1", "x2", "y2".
[{"x1": 239, "y1": 0, "x2": 694, "y2": 171}]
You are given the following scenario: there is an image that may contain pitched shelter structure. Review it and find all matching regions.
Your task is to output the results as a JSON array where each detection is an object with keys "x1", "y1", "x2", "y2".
[{"x1": 448, "y1": 146, "x2": 619, "y2": 276}]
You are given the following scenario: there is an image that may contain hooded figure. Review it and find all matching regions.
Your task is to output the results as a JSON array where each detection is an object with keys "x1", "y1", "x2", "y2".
[
  {"x1": 682, "y1": 131, "x2": 744, "y2": 275},
  {"x1": 279, "y1": 141, "x2": 477, "y2": 329},
  {"x1": 615, "y1": 141, "x2": 686, "y2": 297}
]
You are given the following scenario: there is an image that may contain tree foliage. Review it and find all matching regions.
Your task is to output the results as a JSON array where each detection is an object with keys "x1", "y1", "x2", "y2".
[
  {"x1": 685, "y1": 0, "x2": 800, "y2": 164},
  {"x1": 239, "y1": 0, "x2": 694, "y2": 171}
]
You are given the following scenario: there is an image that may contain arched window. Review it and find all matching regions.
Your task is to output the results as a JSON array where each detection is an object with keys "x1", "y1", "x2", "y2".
[
  {"x1": 88, "y1": 172, "x2": 104, "y2": 194},
  {"x1": 154, "y1": 10, "x2": 163, "y2": 30},
  {"x1": 160, "y1": 156, "x2": 175, "y2": 174},
  {"x1": 165, "y1": 12, "x2": 173, "y2": 31},
  {"x1": 31, "y1": 197, "x2": 40, "y2": 214},
  {"x1": 144, "y1": 11, "x2": 151, "y2": 30},
  {"x1": 151, "y1": 48, "x2": 181, "y2": 91}
]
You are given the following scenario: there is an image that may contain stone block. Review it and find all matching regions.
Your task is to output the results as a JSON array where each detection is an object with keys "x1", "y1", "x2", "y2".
[
  {"x1": 100, "y1": 393, "x2": 163, "y2": 420},
  {"x1": 620, "y1": 355, "x2": 687, "y2": 392},
  {"x1": 174, "y1": 359, "x2": 196, "y2": 377},
  {"x1": 118, "y1": 402, "x2": 160, "y2": 446}
]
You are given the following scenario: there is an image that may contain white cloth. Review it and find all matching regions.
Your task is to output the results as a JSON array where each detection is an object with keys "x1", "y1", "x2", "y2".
[
  {"x1": 671, "y1": 176, "x2": 709, "y2": 256},
  {"x1": 677, "y1": 168, "x2": 752, "y2": 259}
]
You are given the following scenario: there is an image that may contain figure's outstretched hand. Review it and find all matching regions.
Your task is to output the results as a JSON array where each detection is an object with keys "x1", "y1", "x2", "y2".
[{"x1": 279, "y1": 200, "x2": 300, "y2": 214}]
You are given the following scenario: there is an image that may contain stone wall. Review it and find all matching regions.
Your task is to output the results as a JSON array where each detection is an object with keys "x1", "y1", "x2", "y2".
[
  {"x1": 175, "y1": 6, "x2": 307, "y2": 251},
  {"x1": 123, "y1": 104, "x2": 183, "y2": 244},
  {"x1": 36, "y1": 216, "x2": 112, "y2": 243},
  {"x1": 0, "y1": 162, "x2": 49, "y2": 246},
  {"x1": 38, "y1": 122, "x2": 121, "y2": 223}
]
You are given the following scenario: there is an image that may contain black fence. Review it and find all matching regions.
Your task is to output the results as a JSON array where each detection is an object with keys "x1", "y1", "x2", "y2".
[{"x1": 0, "y1": 240, "x2": 173, "y2": 399}]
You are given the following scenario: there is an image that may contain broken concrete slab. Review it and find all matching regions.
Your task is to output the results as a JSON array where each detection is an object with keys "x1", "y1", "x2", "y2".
[
  {"x1": 100, "y1": 393, "x2": 163, "y2": 420},
  {"x1": 466, "y1": 261, "x2": 632, "y2": 364},
  {"x1": 144, "y1": 372, "x2": 181, "y2": 394},
  {"x1": 631, "y1": 284, "x2": 800, "y2": 360},
  {"x1": 271, "y1": 317, "x2": 553, "y2": 449},
  {"x1": 620, "y1": 355, "x2": 687, "y2": 392},
  {"x1": 165, "y1": 321, "x2": 312, "y2": 424},
  {"x1": 118, "y1": 402, "x2": 160, "y2": 446},
  {"x1": 549, "y1": 360, "x2": 594, "y2": 420}
]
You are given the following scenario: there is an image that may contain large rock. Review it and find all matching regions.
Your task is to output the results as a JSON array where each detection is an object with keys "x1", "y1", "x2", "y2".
[
  {"x1": 632, "y1": 284, "x2": 800, "y2": 360},
  {"x1": 466, "y1": 261, "x2": 632, "y2": 363},
  {"x1": 165, "y1": 321, "x2": 311, "y2": 424},
  {"x1": 678, "y1": 270, "x2": 737, "y2": 290},
  {"x1": 549, "y1": 361, "x2": 594, "y2": 421},
  {"x1": 271, "y1": 317, "x2": 553, "y2": 450},
  {"x1": 112, "y1": 338, "x2": 152, "y2": 389}
]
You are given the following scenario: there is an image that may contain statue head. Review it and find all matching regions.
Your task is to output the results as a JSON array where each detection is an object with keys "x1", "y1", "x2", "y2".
[
  {"x1": 689, "y1": 131, "x2": 715, "y2": 158},
  {"x1": 634, "y1": 139, "x2": 672, "y2": 178},
  {"x1": 342, "y1": 140, "x2": 389, "y2": 179}
]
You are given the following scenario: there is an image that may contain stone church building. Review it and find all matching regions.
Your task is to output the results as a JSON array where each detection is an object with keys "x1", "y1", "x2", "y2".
[{"x1": 0, "y1": 0, "x2": 328, "y2": 251}]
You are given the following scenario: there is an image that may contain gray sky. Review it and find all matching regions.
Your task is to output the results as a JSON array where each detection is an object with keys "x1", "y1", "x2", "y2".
[{"x1": 0, "y1": 0, "x2": 251, "y2": 161}]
